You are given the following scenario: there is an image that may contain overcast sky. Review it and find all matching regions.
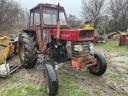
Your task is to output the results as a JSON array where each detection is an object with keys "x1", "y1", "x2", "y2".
[{"x1": 15, "y1": 0, "x2": 82, "y2": 18}]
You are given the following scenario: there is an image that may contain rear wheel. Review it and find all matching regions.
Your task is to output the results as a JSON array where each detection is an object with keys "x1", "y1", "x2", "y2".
[
  {"x1": 19, "y1": 33, "x2": 37, "y2": 68},
  {"x1": 89, "y1": 52, "x2": 107, "y2": 76},
  {"x1": 43, "y1": 64, "x2": 58, "y2": 96}
]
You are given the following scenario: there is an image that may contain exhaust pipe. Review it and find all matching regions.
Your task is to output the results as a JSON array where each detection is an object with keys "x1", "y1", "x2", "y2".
[{"x1": 56, "y1": 3, "x2": 60, "y2": 39}]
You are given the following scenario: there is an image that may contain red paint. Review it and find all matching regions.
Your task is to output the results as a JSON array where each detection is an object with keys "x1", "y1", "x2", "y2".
[
  {"x1": 71, "y1": 60, "x2": 81, "y2": 69},
  {"x1": 51, "y1": 29, "x2": 94, "y2": 41}
]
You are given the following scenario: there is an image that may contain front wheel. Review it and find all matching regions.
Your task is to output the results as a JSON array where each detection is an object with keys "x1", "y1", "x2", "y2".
[
  {"x1": 89, "y1": 52, "x2": 107, "y2": 76},
  {"x1": 43, "y1": 64, "x2": 58, "y2": 96}
]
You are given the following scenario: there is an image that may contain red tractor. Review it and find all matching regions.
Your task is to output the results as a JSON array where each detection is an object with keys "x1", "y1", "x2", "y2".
[{"x1": 19, "y1": 3, "x2": 107, "y2": 96}]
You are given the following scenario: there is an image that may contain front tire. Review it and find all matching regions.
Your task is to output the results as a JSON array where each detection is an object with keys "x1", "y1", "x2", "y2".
[
  {"x1": 89, "y1": 52, "x2": 107, "y2": 76},
  {"x1": 19, "y1": 33, "x2": 37, "y2": 68},
  {"x1": 43, "y1": 64, "x2": 58, "y2": 96}
]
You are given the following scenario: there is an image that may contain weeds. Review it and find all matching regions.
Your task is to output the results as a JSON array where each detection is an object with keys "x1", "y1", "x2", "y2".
[
  {"x1": 1, "y1": 84, "x2": 46, "y2": 96},
  {"x1": 59, "y1": 70, "x2": 89, "y2": 96},
  {"x1": 96, "y1": 39, "x2": 128, "y2": 55}
]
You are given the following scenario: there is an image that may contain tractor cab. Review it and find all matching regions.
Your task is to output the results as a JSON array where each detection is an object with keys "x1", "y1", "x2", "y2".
[{"x1": 29, "y1": 3, "x2": 69, "y2": 29}]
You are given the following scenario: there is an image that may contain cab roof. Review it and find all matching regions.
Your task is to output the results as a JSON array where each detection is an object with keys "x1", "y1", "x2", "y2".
[{"x1": 30, "y1": 3, "x2": 64, "y2": 12}]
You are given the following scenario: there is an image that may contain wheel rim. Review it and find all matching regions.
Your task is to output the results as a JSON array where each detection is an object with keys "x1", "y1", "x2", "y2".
[
  {"x1": 19, "y1": 44, "x2": 25, "y2": 62},
  {"x1": 91, "y1": 59, "x2": 100, "y2": 72}
]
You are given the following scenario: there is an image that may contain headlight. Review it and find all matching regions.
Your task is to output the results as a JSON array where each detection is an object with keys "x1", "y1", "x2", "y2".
[
  {"x1": 74, "y1": 45, "x2": 84, "y2": 52},
  {"x1": 89, "y1": 43, "x2": 94, "y2": 50}
]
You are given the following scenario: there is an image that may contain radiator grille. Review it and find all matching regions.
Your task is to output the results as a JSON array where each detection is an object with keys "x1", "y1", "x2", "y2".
[
  {"x1": 80, "y1": 30, "x2": 94, "y2": 38},
  {"x1": 72, "y1": 42, "x2": 91, "y2": 57}
]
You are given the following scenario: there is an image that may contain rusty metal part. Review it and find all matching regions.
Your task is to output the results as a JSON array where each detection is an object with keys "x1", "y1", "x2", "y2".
[
  {"x1": 119, "y1": 35, "x2": 128, "y2": 46},
  {"x1": 10, "y1": 64, "x2": 21, "y2": 74},
  {"x1": 71, "y1": 54, "x2": 97, "y2": 69}
]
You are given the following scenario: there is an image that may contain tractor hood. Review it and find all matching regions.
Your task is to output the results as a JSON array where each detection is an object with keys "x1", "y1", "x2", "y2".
[{"x1": 51, "y1": 29, "x2": 95, "y2": 41}]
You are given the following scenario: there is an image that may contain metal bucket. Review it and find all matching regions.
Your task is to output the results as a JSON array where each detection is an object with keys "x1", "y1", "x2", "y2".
[{"x1": 119, "y1": 35, "x2": 128, "y2": 46}]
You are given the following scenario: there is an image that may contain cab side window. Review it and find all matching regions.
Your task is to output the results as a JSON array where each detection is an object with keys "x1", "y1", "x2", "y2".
[
  {"x1": 30, "y1": 13, "x2": 33, "y2": 26},
  {"x1": 34, "y1": 10, "x2": 40, "y2": 25}
]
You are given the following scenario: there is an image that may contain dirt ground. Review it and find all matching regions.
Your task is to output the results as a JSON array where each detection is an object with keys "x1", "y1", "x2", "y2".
[
  {"x1": 74, "y1": 49, "x2": 128, "y2": 96},
  {"x1": 0, "y1": 48, "x2": 128, "y2": 96},
  {"x1": 0, "y1": 56, "x2": 45, "y2": 96}
]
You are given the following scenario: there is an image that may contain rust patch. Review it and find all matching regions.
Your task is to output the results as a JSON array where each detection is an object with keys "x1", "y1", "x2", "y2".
[{"x1": 72, "y1": 55, "x2": 97, "y2": 69}]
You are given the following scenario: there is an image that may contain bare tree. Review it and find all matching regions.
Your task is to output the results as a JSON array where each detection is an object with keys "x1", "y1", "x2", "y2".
[
  {"x1": 109, "y1": 0, "x2": 128, "y2": 32},
  {"x1": 118, "y1": 0, "x2": 128, "y2": 31},
  {"x1": 0, "y1": 0, "x2": 29, "y2": 32},
  {"x1": 109, "y1": 0, "x2": 123, "y2": 31},
  {"x1": 68, "y1": 15, "x2": 82, "y2": 28},
  {"x1": 82, "y1": 0, "x2": 105, "y2": 28}
]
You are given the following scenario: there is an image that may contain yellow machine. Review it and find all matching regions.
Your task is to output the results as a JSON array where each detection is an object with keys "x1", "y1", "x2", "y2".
[
  {"x1": 0, "y1": 36, "x2": 18, "y2": 75},
  {"x1": 83, "y1": 22, "x2": 95, "y2": 31},
  {"x1": 0, "y1": 36, "x2": 18, "y2": 64},
  {"x1": 84, "y1": 24, "x2": 94, "y2": 30}
]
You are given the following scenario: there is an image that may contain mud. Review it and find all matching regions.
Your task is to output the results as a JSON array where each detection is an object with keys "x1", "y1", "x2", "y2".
[
  {"x1": 0, "y1": 56, "x2": 44, "y2": 94},
  {"x1": 0, "y1": 49, "x2": 128, "y2": 96},
  {"x1": 74, "y1": 49, "x2": 128, "y2": 96}
]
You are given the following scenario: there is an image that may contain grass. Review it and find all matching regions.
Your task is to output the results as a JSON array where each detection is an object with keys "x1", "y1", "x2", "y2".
[
  {"x1": 112, "y1": 91, "x2": 122, "y2": 96},
  {"x1": 104, "y1": 69, "x2": 126, "y2": 84},
  {"x1": 0, "y1": 70, "x2": 88, "y2": 96},
  {"x1": 1, "y1": 84, "x2": 46, "y2": 96},
  {"x1": 1, "y1": 70, "x2": 124, "y2": 96},
  {"x1": 0, "y1": 75, "x2": 47, "y2": 96},
  {"x1": 96, "y1": 39, "x2": 128, "y2": 84},
  {"x1": 59, "y1": 70, "x2": 89, "y2": 96},
  {"x1": 0, "y1": 39, "x2": 127, "y2": 96},
  {"x1": 96, "y1": 39, "x2": 128, "y2": 55},
  {"x1": 58, "y1": 70, "x2": 109, "y2": 96}
]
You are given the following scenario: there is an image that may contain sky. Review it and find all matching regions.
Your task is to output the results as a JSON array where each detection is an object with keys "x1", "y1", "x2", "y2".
[{"x1": 15, "y1": 0, "x2": 82, "y2": 18}]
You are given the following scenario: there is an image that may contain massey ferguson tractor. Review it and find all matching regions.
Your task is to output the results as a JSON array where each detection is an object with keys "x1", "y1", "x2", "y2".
[{"x1": 18, "y1": 3, "x2": 107, "y2": 96}]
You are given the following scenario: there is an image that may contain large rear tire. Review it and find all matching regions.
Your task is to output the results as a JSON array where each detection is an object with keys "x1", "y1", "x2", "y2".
[
  {"x1": 43, "y1": 64, "x2": 58, "y2": 96},
  {"x1": 89, "y1": 52, "x2": 107, "y2": 76},
  {"x1": 19, "y1": 33, "x2": 37, "y2": 68}
]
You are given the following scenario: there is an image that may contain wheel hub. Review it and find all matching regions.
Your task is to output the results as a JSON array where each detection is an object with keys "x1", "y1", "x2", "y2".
[{"x1": 20, "y1": 45, "x2": 25, "y2": 61}]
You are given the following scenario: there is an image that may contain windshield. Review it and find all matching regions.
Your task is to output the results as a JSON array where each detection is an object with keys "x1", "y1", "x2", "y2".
[{"x1": 43, "y1": 9, "x2": 67, "y2": 25}]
